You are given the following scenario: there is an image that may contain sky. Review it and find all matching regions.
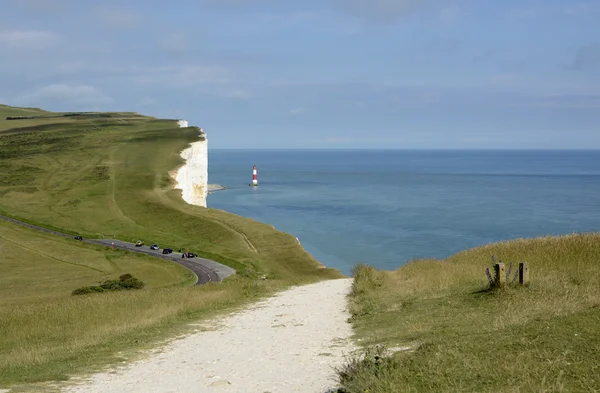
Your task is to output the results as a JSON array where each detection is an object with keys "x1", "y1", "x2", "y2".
[{"x1": 1, "y1": 0, "x2": 599, "y2": 149}]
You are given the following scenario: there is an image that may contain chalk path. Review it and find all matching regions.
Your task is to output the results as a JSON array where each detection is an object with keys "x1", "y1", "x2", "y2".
[{"x1": 63, "y1": 278, "x2": 356, "y2": 393}]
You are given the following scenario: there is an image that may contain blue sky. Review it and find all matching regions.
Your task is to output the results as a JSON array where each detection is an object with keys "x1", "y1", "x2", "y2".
[{"x1": 1, "y1": 0, "x2": 599, "y2": 148}]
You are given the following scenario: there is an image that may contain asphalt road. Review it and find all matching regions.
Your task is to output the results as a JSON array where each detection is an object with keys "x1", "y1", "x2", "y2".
[{"x1": 0, "y1": 214, "x2": 236, "y2": 285}]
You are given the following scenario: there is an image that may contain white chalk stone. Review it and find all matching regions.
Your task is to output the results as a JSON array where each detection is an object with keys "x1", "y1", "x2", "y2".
[{"x1": 174, "y1": 120, "x2": 208, "y2": 207}]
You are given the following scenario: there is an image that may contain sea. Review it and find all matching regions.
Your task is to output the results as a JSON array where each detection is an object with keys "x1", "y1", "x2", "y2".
[{"x1": 207, "y1": 150, "x2": 600, "y2": 275}]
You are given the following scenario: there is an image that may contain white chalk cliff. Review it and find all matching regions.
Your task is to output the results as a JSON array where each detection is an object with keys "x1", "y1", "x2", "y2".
[{"x1": 174, "y1": 120, "x2": 208, "y2": 207}]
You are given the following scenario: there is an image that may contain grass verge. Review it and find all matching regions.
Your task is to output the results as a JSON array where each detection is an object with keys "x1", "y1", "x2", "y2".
[{"x1": 339, "y1": 233, "x2": 600, "y2": 393}]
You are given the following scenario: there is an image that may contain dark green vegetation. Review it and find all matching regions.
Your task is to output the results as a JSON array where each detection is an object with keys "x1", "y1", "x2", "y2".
[
  {"x1": 71, "y1": 273, "x2": 145, "y2": 295},
  {"x1": 339, "y1": 234, "x2": 600, "y2": 393},
  {"x1": 0, "y1": 104, "x2": 341, "y2": 388}
]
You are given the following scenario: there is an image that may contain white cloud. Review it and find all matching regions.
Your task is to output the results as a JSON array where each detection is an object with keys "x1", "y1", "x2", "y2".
[
  {"x1": 0, "y1": 29, "x2": 59, "y2": 49},
  {"x1": 14, "y1": 84, "x2": 113, "y2": 106},
  {"x1": 288, "y1": 107, "x2": 306, "y2": 115}
]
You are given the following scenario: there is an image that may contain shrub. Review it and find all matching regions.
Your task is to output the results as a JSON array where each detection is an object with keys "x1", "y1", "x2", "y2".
[
  {"x1": 120, "y1": 277, "x2": 144, "y2": 290},
  {"x1": 99, "y1": 279, "x2": 123, "y2": 291},
  {"x1": 71, "y1": 274, "x2": 144, "y2": 295},
  {"x1": 71, "y1": 286, "x2": 105, "y2": 296}
]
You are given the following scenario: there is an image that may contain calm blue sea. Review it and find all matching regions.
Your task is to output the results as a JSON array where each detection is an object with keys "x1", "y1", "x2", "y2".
[{"x1": 207, "y1": 150, "x2": 600, "y2": 275}]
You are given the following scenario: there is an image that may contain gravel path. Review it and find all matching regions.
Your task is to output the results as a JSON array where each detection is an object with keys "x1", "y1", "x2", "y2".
[{"x1": 63, "y1": 278, "x2": 356, "y2": 393}]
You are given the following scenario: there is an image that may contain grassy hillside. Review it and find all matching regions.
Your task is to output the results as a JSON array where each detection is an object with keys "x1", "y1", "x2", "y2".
[
  {"x1": 0, "y1": 218, "x2": 197, "y2": 384},
  {"x1": 339, "y1": 233, "x2": 600, "y2": 393},
  {"x1": 0, "y1": 105, "x2": 342, "y2": 388},
  {"x1": 0, "y1": 218, "x2": 195, "y2": 300},
  {"x1": 0, "y1": 105, "x2": 338, "y2": 279}
]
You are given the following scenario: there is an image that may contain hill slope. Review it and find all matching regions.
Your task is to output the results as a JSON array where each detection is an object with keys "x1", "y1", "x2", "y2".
[
  {"x1": 0, "y1": 105, "x2": 341, "y2": 388},
  {"x1": 0, "y1": 104, "x2": 340, "y2": 279},
  {"x1": 340, "y1": 233, "x2": 600, "y2": 393}
]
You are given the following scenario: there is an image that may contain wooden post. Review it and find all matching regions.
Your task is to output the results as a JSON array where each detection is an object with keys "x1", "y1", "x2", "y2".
[
  {"x1": 494, "y1": 263, "x2": 506, "y2": 287},
  {"x1": 519, "y1": 262, "x2": 530, "y2": 285}
]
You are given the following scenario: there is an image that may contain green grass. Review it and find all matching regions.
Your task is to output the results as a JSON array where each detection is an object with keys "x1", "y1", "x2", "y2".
[
  {"x1": 0, "y1": 218, "x2": 205, "y2": 385},
  {"x1": 340, "y1": 233, "x2": 600, "y2": 393},
  {"x1": 0, "y1": 220, "x2": 194, "y2": 299},
  {"x1": 0, "y1": 105, "x2": 337, "y2": 279},
  {"x1": 0, "y1": 104, "x2": 342, "y2": 388}
]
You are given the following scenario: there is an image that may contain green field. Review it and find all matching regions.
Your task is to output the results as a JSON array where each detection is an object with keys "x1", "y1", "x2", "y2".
[
  {"x1": 340, "y1": 234, "x2": 600, "y2": 393},
  {"x1": 0, "y1": 104, "x2": 342, "y2": 388},
  {"x1": 0, "y1": 219, "x2": 195, "y2": 302}
]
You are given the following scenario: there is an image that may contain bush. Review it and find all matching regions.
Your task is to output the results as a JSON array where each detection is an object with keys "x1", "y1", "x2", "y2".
[
  {"x1": 72, "y1": 274, "x2": 144, "y2": 295},
  {"x1": 99, "y1": 280, "x2": 123, "y2": 291},
  {"x1": 120, "y1": 277, "x2": 144, "y2": 290},
  {"x1": 71, "y1": 286, "x2": 105, "y2": 296}
]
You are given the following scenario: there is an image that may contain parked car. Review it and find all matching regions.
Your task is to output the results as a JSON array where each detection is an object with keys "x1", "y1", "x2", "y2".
[
  {"x1": 74, "y1": 236, "x2": 83, "y2": 241},
  {"x1": 135, "y1": 240, "x2": 144, "y2": 247},
  {"x1": 150, "y1": 244, "x2": 159, "y2": 250},
  {"x1": 182, "y1": 252, "x2": 197, "y2": 258},
  {"x1": 162, "y1": 248, "x2": 173, "y2": 254}
]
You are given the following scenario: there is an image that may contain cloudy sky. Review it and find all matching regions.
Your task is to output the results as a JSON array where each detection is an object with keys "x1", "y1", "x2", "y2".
[{"x1": 1, "y1": 0, "x2": 599, "y2": 148}]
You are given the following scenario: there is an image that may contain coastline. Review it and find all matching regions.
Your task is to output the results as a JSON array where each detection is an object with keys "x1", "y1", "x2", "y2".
[
  {"x1": 207, "y1": 184, "x2": 227, "y2": 194},
  {"x1": 172, "y1": 120, "x2": 209, "y2": 208},
  {"x1": 170, "y1": 125, "x2": 331, "y2": 273}
]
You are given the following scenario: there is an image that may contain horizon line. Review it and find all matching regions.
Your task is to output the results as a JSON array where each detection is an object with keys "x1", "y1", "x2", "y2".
[{"x1": 209, "y1": 148, "x2": 600, "y2": 151}]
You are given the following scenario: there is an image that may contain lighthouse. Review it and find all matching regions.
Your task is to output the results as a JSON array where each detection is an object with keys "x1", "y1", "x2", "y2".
[{"x1": 249, "y1": 165, "x2": 258, "y2": 186}]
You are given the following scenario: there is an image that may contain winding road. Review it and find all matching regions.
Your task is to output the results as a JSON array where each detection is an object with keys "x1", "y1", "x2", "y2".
[{"x1": 0, "y1": 214, "x2": 236, "y2": 285}]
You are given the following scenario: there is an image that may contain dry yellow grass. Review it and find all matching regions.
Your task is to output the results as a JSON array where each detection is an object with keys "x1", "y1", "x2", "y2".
[{"x1": 341, "y1": 233, "x2": 600, "y2": 393}]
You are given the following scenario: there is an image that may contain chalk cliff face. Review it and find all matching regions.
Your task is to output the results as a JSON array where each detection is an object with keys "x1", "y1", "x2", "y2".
[{"x1": 174, "y1": 120, "x2": 208, "y2": 207}]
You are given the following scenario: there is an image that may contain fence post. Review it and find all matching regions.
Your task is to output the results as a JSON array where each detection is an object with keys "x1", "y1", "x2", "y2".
[
  {"x1": 494, "y1": 263, "x2": 506, "y2": 287},
  {"x1": 519, "y1": 262, "x2": 530, "y2": 286}
]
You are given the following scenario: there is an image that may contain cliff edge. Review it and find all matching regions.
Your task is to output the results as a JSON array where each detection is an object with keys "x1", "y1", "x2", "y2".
[{"x1": 174, "y1": 120, "x2": 208, "y2": 207}]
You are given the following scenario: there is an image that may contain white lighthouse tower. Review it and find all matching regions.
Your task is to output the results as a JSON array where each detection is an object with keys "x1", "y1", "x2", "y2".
[{"x1": 250, "y1": 165, "x2": 258, "y2": 186}]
